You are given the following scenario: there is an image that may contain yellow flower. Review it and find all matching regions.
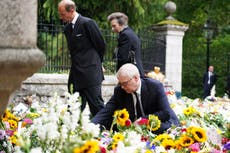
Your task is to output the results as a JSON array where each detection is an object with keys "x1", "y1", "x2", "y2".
[
  {"x1": 112, "y1": 132, "x2": 124, "y2": 143},
  {"x1": 183, "y1": 107, "x2": 200, "y2": 116},
  {"x1": 179, "y1": 135, "x2": 194, "y2": 147},
  {"x1": 147, "y1": 115, "x2": 161, "y2": 131},
  {"x1": 27, "y1": 112, "x2": 40, "y2": 118},
  {"x1": 183, "y1": 107, "x2": 194, "y2": 116},
  {"x1": 111, "y1": 142, "x2": 118, "y2": 150},
  {"x1": 153, "y1": 133, "x2": 172, "y2": 142},
  {"x1": 174, "y1": 140, "x2": 183, "y2": 150},
  {"x1": 2, "y1": 109, "x2": 11, "y2": 120},
  {"x1": 161, "y1": 139, "x2": 176, "y2": 150},
  {"x1": 10, "y1": 132, "x2": 19, "y2": 146},
  {"x1": 216, "y1": 128, "x2": 222, "y2": 134},
  {"x1": 73, "y1": 147, "x2": 81, "y2": 153},
  {"x1": 114, "y1": 109, "x2": 129, "y2": 126},
  {"x1": 1, "y1": 109, "x2": 19, "y2": 121},
  {"x1": 190, "y1": 127, "x2": 207, "y2": 142},
  {"x1": 73, "y1": 140, "x2": 99, "y2": 153},
  {"x1": 8, "y1": 119, "x2": 18, "y2": 129},
  {"x1": 145, "y1": 150, "x2": 152, "y2": 153}
]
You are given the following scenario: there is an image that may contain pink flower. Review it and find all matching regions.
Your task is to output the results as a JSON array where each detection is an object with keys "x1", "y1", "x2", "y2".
[
  {"x1": 189, "y1": 142, "x2": 200, "y2": 152},
  {"x1": 100, "y1": 146, "x2": 106, "y2": 153},
  {"x1": 4, "y1": 121, "x2": 10, "y2": 129},
  {"x1": 210, "y1": 148, "x2": 222, "y2": 153},
  {"x1": 5, "y1": 130, "x2": 14, "y2": 136},
  {"x1": 23, "y1": 118, "x2": 33, "y2": 124},
  {"x1": 125, "y1": 119, "x2": 131, "y2": 127},
  {"x1": 136, "y1": 118, "x2": 148, "y2": 126}
]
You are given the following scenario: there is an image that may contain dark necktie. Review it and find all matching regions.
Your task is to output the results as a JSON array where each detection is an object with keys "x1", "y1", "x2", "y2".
[
  {"x1": 134, "y1": 92, "x2": 145, "y2": 118},
  {"x1": 70, "y1": 23, "x2": 74, "y2": 33}
]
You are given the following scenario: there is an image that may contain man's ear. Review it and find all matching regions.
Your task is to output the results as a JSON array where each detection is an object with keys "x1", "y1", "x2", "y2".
[{"x1": 133, "y1": 75, "x2": 139, "y2": 82}]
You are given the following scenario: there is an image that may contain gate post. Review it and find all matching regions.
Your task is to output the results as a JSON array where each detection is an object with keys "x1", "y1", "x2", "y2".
[
  {"x1": 152, "y1": 1, "x2": 188, "y2": 92},
  {"x1": 0, "y1": 0, "x2": 45, "y2": 115}
]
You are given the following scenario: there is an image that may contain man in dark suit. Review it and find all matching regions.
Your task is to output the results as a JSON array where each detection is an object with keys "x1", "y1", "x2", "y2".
[
  {"x1": 203, "y1": 65, "x2": 217, "y2": 99},
  {"x1": 58, "y1": 0, "x2": 105, "y2": 116},
  {"x1": 92, "y1": 63, "x2": 179, "y2": 134},
  {"x1": 107, "y1": 12, "x2": 145, "y2": 77}
]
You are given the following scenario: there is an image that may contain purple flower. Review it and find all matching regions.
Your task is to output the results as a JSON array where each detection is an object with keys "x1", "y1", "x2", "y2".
[
  {"x1": 0, "y1": 129, "x2": 6, "y2": 140},
  {"x1": 146, "y1": 141, "x2": 156, "y2": 150},
  {"x1": 223, "y1": 142, "x2": 230, "y2": 150},
  {"x1": 5, "y1": 130, "x2": 14, "y2": 136}
]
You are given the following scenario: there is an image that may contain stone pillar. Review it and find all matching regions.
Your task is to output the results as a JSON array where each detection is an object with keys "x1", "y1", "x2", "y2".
[
  {"x1": 0, "y1": 0, "x2": 45, "y2": 115},
  {"x1": 152, "y1": 1, "x2": 188, "y2": 92}
]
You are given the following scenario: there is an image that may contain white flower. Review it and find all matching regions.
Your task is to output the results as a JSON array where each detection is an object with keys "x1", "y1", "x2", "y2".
[
  {"x1": 60, "y1": 125, "x2": 68, "y2": 140},
  {"x1": 116, "y1": 141, "x2": 142, "y2": 153},
  {"x1": 81, "y1": 122, "x2": 100, "y2": 137},
  {"x1": 30, "y1": 147, "x2": 43, "y2": 153},
  {"x1": 155, "y1": 146, "x2": 167, "y2": 153},
  {"x1": 125, "y1": 131, "x2": 141, "y2": 146}
]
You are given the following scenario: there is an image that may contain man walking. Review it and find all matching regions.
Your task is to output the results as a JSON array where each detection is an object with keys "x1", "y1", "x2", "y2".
[
  {"x1": 203, "y1": 65, "x2": 217, "y2": 99},
  {"x1": 58, "y1": 0, "x2": 105, "y2": 116}
]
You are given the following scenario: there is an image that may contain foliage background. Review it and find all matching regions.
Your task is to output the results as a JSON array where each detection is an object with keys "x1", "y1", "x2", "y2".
[{"x1": 38, "y1": 0, "x2": 230, "y2": 98}]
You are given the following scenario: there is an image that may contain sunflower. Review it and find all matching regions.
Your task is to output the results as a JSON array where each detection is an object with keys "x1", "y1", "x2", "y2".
[
  {"x1": 147, "y1": 115, "x2": 161, "y2": 131},
  {"x1": 183, "y1": 107, "x2": 196, "y2": 116},
  {"x1": 114, "y1": 109, "x2": 129, "y2": 126},
  {"x1": 161, "y1": 139, "x2": 176, "y2": 150},
  {"x1": 10, "y1": 132, "x2": 19, "y2": 146},
  {"x1": 73, "y1": 147, "x2": 81, "y2": 153},
  {"x1": 73, "y1": 140, "x2": 99, "y2": 153},
  {"x1": 179, "y1": 135, "x2": 194, "y2": 147},
  {"x1": 153, "y1": 133, "x2": 172, "y2": 142},
  {"x1": 145, "y1": 150, "x2": 152, "y2": 153},
  {"x1": 8, "y1": 119, "x2": 18, "y2": 129},
  {"x1": 1, "y1": 109, "x2": 19, "y2": 122},
  {"x1": 174, "y1": 140, "x2": 183, "y2": 150},
  {"x1": 112, "y1": 132, "x2": 124, "y2": 143},
  {"x1": 190, "y1": 127, "x2": 207, "y2": 142},
  {"x1": 183, "y1": 107, "x2": 200, "y2": 117},
  {"x1": 111, "y1": 142, "x2": 118, "y2": 150}
]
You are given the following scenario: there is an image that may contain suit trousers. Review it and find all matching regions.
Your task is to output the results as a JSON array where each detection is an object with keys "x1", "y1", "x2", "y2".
[
  {"x1": 203, "y1": 84, "x2": 213, "y2": 98},
  {"x1": 79, "y1": 85, "x2": 104, "y2": 117}
]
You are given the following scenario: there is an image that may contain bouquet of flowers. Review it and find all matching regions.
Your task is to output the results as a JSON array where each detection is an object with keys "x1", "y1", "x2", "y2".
[
  {"x1": 1, "y1": 93, "x2": 230, "y2": 153},
  {"x1": 99, "y1": 108, "x2": 162, "y2": 152}
]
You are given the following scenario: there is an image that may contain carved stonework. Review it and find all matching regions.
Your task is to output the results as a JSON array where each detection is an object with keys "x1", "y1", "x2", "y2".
[{"x1": 0, "y1": 0, "x2": 45, "y2": 115}]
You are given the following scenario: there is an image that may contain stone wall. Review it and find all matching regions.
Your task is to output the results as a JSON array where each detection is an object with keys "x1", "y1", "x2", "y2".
[{"x1": 11, "y1": 73, "x2": 117, "y2": 104}]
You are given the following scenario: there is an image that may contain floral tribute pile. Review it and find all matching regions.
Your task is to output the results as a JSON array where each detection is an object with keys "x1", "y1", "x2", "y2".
[{"x1": 0, "y1": 92, "x2": 230, "y2": 153}]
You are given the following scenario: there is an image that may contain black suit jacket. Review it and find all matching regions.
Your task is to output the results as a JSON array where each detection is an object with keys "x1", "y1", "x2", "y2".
[
  {"x1": 64, "y1": 15, "x2": 106, "y2": 91},
  {"x1": 116, "y1": 27, "x2": 145, "y2": 77},
  {"x1": 92, "y1": 78, "x2": 180, "y2": 134},
  {"x1": 203, "y1": 71, "x2": 217, "y2": 98},
  {"x1": 203, "y1": 72, "x2": 217, "y2": 88}
]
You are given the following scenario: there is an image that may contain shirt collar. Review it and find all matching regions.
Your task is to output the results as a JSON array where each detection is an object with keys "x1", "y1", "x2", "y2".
[
  {"x1": 71, "y1": 12, "x2": 79, "y2": 25},
  {"x1": 135, "y1": 81, "x2": 141, "y2": 95},
  {"x1": 119, "y1": 25, "x2": 128, "y2": 33}
]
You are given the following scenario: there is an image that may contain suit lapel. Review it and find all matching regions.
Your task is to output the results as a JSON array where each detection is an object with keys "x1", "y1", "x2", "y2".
[
  {"x1": 73, "y1": 15, "x2": 81, "y2": 32},
  {"x1": 140, "y1": 80, "x2": 148, "y2": 110}
]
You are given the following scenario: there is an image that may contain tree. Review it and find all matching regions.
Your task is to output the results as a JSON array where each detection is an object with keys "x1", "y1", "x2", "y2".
[
  {"x1": 173, "y1": 0, "x2": 230, "y2": 98},
  {"x1": 39, "y1": 0, "x2": 168, "y2": 29},
  {"x1": 38, "y1": 0, "x2": 230, "y2": 98}
]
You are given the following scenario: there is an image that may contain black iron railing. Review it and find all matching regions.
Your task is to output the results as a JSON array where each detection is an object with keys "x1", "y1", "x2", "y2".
[{"x1": 37, "y1": 22, "x2": 159, "y2": 74}]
